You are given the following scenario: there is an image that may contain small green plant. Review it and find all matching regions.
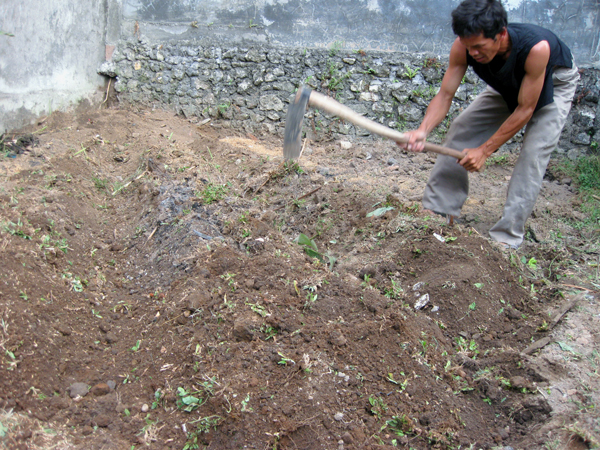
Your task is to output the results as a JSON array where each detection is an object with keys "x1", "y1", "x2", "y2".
[
  {"x1": 304, "y1": 286, "x2": 318, "y2": 309},
  {"x1": 240, "y1": 393, "x2": 253, "y2": 412},
  {"x1": 61, "y1": 272, "x2": 85, "y2": 292},
  {"x1": 183, "y1": 416, "x2": 223, "y2": 450},
  {"x1": 329, "y1": 40, "x2": 344, "y2": 57},
  {"x1": 486, "y1": 154, "x2": 510, "y2": 166},
  {"x1": 246, "y1": 300, "x2": 269, "y2": 318},
  {"x1": 385, "y1": 414, "x2": 413, "y2": 437},
  {"x1": 368, "y1": 395, "x2": 388, "y2": 420},
  {"x1": 92, "y1": 176, "x2": 110, "y2": 192},
  {"x1": 277, "y1": 352, "x2": 295, "y2": 365},
  {"x1": 130, "y1": 340, "x2": 141, "y2": 352},
  {"x1": 198, "y1": 182, "x2": 229, "y2": 204},
  {"x1": 521, "y1": 256, "x2": 538, "y2": 270},
  {"x1": 151, "y1": 389, "x2": 164, "y2": 410},
  {"x1": 176, "y1": 379, "x2": 215, "y2": 412},
  {"x1": 403, "y1": 64, "x2": 419, "y2": 79},
  {"x1": 295, "y1": 233, "x2": 337, "y2": 270},
  {"x1": 383, "y1": 280, "x2": 403, "y2": 299},
  {"x1": 260, "y1": 324, "x2": 278, "y2": 340},
  {"x1": 220, "y1": 273, "x2": 236, "y2": 292},
  {"x1": 217, "y1": 103, "x2": 230, "y2": 115},
  {"x1": 455, "y1": 336, "x2": 480, "y2": 359},
  {"x1": 2, "y1": 219, "x2": 32, "y2": 240}
]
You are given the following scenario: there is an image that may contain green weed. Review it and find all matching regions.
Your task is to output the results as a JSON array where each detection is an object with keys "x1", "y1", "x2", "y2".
[{"x1": 197, "y1": 182, "x2": 229, "y2": 204}]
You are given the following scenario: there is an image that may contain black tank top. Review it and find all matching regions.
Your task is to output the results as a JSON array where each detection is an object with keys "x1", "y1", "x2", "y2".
[{"x1": 467, "y1": 23, "x2": 573, "y2": 112}]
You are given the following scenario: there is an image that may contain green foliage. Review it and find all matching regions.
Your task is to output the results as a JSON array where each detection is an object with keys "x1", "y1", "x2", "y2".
[
  {"x1": 386, "y1": 414, "x2": 413, "y2": 436},
  {"x1": 556, "y1": 154, "x2": 600, "y2": 227},
  {"x1": 197, "y1": 182, "x2": 229, "y2": 204},
  {"x1": 296, "y1": 233, "x2": 337, "y2": 270},
  {"x1": 574, "y1": 154, "x2": 600, "y2": 191},
  {"x1": 183, "y1": 416, "x2": 222, "y2": 450},
  {"x1": 368, "y1": 395, "x2": 388, "y2": 420},
  {"x1": 329, "y1": 40, "x2": 344, "y2": 57},
  {"x1": 2, "y1": 219, "x2": 32, "y2": 240},
  {"x1": 176, "y1": 379, "x2": 216, "y2": 412},
  {"x1": 403, "y1": 64, "x2": 419, "y2": 79},
  {"x1": 486, "y1": 154, "x2": 510, "y2": 166}
]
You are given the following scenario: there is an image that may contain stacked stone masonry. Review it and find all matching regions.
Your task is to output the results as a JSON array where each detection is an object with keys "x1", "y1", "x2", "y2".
[{"x1": 108, "y1": 39, "x2": 600, "y2": 158}]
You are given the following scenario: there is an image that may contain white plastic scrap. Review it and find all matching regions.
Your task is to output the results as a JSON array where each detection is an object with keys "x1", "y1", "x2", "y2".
[{"x1": 433, "y1": 233, "x2": 446, "y2": 243}]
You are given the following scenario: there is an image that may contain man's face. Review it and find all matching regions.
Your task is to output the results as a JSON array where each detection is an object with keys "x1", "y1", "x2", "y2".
[{"x1": 459, "y1": 32, "x2": 503, "y2": 64}]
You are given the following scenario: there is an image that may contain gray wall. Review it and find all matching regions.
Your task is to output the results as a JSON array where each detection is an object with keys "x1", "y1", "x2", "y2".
[
  {"x1": 120, "y1": 0, "x2": 600, "y2": 68},
  {"x1": 0, "y1": 1, "x2": 109, "y2": 133}
]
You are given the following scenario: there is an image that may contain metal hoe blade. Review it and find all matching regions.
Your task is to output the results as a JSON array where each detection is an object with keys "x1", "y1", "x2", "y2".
[{"x1": 283, "y1": 86, "x2": 312, "y2": 161}]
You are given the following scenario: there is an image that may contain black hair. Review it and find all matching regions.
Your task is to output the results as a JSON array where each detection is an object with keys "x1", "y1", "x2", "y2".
[{"x1": 451, "y1": 0, "x2": 508, "y2": 39}]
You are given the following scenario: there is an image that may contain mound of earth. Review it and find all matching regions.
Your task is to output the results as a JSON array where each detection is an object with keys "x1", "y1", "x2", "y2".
[{"x1": 0, "y1": 106, "x2": 598, "y2": 450}]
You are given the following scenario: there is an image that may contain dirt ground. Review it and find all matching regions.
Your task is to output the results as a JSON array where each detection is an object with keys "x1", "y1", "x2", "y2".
[{"x1": 0, "y1": 104, "x2": 599, "y2": 450}]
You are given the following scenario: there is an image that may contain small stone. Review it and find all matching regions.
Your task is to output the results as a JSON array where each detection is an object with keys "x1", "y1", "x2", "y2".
[
  {"x1": 414, "y1": 293, "x2": 429, "y2": 310},
  {"x1": 69, "y1": 382, "x2": 90, "y2": 399},
  {"x1": 334, "y1": 412, "x2": 344, "y2": 421},
  {"x1": 141, "y1": 404, "x2": 149, "y2": 413},
  {"x1": 107, "y1": 380, "x2": 117, "y2": 390},
  {"x1": 340, "y1": 141, "x2": 352, "y2": 150},
  {"x1": 412, "y1": 282, "x2": 425, "y2": 291}
]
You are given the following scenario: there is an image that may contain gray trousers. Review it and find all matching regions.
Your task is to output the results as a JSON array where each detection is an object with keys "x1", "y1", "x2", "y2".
[{"x1": 423, "y1": 65, "x2": 579, "y2": 247}]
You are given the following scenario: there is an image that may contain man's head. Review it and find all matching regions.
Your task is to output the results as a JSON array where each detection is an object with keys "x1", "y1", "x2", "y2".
[
  {"x1": 452, "y1": 0, "x2": 509, "y2": 63},
  {"x1": 451, "y1": 0, "x2": 507, "y2": 39}
]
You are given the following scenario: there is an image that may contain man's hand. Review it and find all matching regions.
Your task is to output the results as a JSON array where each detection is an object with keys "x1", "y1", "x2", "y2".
[
  {"x1": 397, "y1": 130, "x2": 428, "y2": 152},
  {"x1": 459, "y1": 146, "x2": 489, "y2": 172}
]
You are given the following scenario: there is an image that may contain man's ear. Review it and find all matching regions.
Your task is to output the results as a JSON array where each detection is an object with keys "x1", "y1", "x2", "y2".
[{"x1": 494, "y1": 28, "x2": 507, "y2": 42}]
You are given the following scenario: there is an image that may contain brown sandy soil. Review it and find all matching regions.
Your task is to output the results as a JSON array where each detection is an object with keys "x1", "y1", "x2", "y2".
[{"x1": 0, "y1": 105, "x2": 599, "y2": 450}]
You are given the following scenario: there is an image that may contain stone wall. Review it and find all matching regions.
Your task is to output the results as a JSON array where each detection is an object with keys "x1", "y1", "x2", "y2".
[{"x1": 107, "y1": 38, "x2": 600, "y2": 158}]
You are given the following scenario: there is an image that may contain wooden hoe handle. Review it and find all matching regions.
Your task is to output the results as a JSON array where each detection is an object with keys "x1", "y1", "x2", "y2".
[{"x1": 307, "y1": 90, "x2": 464, "y2": 160}]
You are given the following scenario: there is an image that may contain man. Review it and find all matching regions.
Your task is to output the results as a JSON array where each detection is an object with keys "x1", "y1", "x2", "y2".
[{"x1": 402, "y1": 0, "x2": 579, "y2": 249}]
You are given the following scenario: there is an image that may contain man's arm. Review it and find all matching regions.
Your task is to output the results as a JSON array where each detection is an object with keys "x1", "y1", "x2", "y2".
[
  {"x1": 403, "y1": 38, "x2": 468, "y2": 151},
  {"x1": 460, "y1": 40, "x2": 550, "y2": 172}
]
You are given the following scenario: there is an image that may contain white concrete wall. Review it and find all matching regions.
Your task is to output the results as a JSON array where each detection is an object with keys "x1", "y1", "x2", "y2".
[
  {"x1": 120, "y1": 0, "x2": 600, "y2": 68},
  {"x1": 0, "y1": 1, "x2": 109, "y2": 133}
]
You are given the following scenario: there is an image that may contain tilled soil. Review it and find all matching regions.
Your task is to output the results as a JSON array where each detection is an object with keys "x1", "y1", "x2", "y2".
[{"x1": 0, "y1": 106, "x2": 598, "y2": 450}]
